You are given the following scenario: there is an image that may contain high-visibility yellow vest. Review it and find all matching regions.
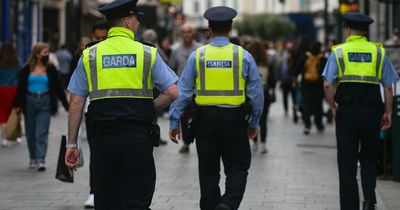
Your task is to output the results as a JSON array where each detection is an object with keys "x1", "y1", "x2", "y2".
[
  {"x1": 194, "y1": 43, "x2": 245, "y2": 106},
  {"x1": 332, "y1": 35, "x2": 385, "y2": 85},
  {"x1": 83, "y1": 27, "x2": 157, "y2": 101}
]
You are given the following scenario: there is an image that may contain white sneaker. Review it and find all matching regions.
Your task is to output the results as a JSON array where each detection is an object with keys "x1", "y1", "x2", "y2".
[
  {"x1": 37, "y1": 162, "x2": 46, "y2": 171},
  {"x1": 84, "y1": 194, "x2": 94, "y2": 209},
  {"x1": 29, "y1": 160, "x2": 38, "y2": 169},
  {"x1": 1, "y1": 139, "x2": 9, "y2": 147},
  {"x1": 259, "y1": 143, "x2": 268, "y2": 154}
]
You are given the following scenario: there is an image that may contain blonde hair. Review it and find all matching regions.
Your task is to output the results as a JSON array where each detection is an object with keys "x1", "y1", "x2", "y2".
[{"x1": 25, "y1": 42, "x2": 49, "y2": 69}]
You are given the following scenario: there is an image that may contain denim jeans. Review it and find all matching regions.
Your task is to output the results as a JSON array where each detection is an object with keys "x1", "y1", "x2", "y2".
[{"x1": 25, "y1": 95, "x2": 51, "y2": 163}]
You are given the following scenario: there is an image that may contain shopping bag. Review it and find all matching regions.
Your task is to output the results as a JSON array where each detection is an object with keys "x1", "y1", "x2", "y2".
[
  {"x1": 55, "y1": 135, "x2": 74, "y2": 183},
  {"x1": 4, "y1": 108, "x2": 22, "y2": 141}
]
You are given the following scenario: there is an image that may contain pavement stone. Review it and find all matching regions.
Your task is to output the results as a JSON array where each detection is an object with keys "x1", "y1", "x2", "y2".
[{"x1": 0, "y1": 95, "x2": 399, "y2": 210}]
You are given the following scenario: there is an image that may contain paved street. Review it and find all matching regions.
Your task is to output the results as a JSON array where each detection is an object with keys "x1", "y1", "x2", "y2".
[{"x1": 1, "y1": 96, "x2": 400, "y2": 210}]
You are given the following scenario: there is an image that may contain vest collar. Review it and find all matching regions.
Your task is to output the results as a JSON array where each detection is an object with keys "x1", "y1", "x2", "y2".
[
  {"x1": 345, "y1": 35, "x2": 367, "y2": 43},
  {"x1": 210, "y1": 36, "x2": 230, "y2": 47},
  {"x1": 108, "y1": 27, "x2": 135, "y2": 40}
]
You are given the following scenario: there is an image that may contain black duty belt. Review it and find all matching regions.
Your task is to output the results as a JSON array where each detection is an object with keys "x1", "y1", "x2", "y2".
[
  {"x1": 28, "y1": 91, "x2": 50, "y2": 98},
  {"x1": 197, "y1": 106, "x2": 243, "y2": 117}
]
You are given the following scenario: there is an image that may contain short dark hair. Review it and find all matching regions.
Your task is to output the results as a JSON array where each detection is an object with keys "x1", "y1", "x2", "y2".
[
  {"x1": 92, "y1": 20, "x2": 110, "y2": 33},
  {"x1": 209, "y1": 21, "x2": 232, "y2": 34}
]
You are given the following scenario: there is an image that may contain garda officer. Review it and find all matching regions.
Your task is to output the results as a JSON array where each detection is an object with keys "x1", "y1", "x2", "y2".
[
  {"x1": 323, "y1": 13, "x2": 399, "y2": 210},
  {"x1": 169, "y1": 6, "x2": 264, "y2": 210},
  {"x1": 65, "y1": 0, "x2": 179, "y2": 209}
]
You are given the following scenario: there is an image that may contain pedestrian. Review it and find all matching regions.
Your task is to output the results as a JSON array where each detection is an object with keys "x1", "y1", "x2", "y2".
[
  {"x1": 55, "y1": 44, "x2": 72, "y2": 90},
  {"x1": 69, "y1": 36, "x2": 90, "y2": 84},
  {"x1": 247, "y1": 40, "x2": 276, "y2": 153},
  {"x1": 323, "y1": 12, "x2": 399, "y2": 210},
  {"x1": 169, "y1": 23, "x2": 202, "y2": 153},
  {"x1": 65, "y1": 0, "x2": 178, "y2": 209},
  {"x1": 0, "y1": 43, "x2": 20, "y2": 147},
  {"x1": 169, "y1": 6, "x2": 263, "y2": 210},
  {"x1": 275, "y1": 40, "x2": 296, "y2": 120},
  {"x1": 91, "y1": 20, "x2": 109, "y2": 43},
  {"x1": 294, "y1": 41, "x2": 325, "y2": 134},
  {"x1": 160, "y1": 36, "x2": 173, "y2": 59},
  {"x1": 13, "y1": 42, "x2": 69, "y2": 171},
  {"x1": 82, "y1": 20, "x2": 110, "y2": 209},
  {"x1": 142, "y1": 29, "x2": 169, "y2": 63}
]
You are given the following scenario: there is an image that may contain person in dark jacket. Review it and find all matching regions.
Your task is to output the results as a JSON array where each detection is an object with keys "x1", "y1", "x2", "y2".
[
  {"x1": 294, "y1": 41, "x2": 326, "y2": 134},
  {"x1": 14, "y1": 42, "x2": 69, "y2": 171}
]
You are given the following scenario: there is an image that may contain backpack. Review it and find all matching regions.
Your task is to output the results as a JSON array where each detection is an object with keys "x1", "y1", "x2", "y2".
[{"x1": 303, "y1": 52, "x2": 322, "y2": 82}]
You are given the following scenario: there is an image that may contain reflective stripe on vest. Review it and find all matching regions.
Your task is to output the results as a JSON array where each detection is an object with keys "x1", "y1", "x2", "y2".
[
  {"x1": 334, "y1": 36, "x2": 384, "y2": 85},
  {"x1": 86, "y1": 44, "x2": 154, "y2": 100},
  {"x1": 195, "y1": 44, "x2": 245, "y2": 106}
]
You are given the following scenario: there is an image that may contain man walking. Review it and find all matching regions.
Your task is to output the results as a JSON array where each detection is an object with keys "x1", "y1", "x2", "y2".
[
  {"x1": 323, "y1": 12, "x2": 399, "y2": 210},
  {"x1": 65, "y1": 0, "x2": 178, "y2": 209},
  {"x1": 169, "y1": 23, "x2": 202, "y2": 153},
  {"x1": 169, "y1": 6, "x2": 263, "y2": 210}
]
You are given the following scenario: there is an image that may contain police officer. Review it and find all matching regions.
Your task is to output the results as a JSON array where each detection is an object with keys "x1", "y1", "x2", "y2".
[
  {"x1": 323, "y1": 13, "x2": 399, "y2": 210},
  {"x1": 65, "y1": 0, "x2": 179, "y2": 209},
  {"x1": 169, "y1": 6, "x2": 263, "y2": 210}
]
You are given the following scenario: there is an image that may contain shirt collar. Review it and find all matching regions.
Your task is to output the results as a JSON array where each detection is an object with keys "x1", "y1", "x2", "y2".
[
  {"x1": 210, "y1": 36, "x2": 230, "y2": 46},
  {"x1": 108, "y1": 27, "x2": 135, "y2": 40},
  {"x1": 346, "y1": 35, "x2": 367, "y2": 43}
]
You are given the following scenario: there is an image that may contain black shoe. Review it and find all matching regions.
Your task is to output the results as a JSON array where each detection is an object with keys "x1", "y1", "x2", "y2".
[
  {"x1": 293, "y1": 113, "x2": 298, "y2": 123},
  {"x1": 179, "y1": 145, "x2": 189, "y2": 154},
  {"x1": 215, "y1": 203, "x2": 231, "y2": 210},
  {"x1": 159, "y1": 139, "x2": 168, "y2": 146},
  {"x1": 303, "y1": 128, "x2": 310, "y2": 135},
  {"x1": 362, "y1": 201, "x2": 376, "y2": 210}
]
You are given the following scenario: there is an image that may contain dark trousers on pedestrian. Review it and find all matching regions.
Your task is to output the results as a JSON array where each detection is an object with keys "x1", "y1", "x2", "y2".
[
  {"x1": 254, "y1": 88, "x2": 271, "y2": 143},
  {"x1": 93, "y1": 120, "x2": 155, "y2": 210},
  {"x1": 301, "y1": 88, "x2": 324, "y2": 130},
  {"x1": 336, "y1": 104, "x2": 383, "y2": 210},
  {"x1": 281, "y1": 82, "x2": 295, "y2": 114},
  {"x1": 195, "y1": 107, "x2": 251, "y2": 210}
]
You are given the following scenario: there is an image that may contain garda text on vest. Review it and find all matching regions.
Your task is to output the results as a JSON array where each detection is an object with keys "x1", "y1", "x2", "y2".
[{"x1": 102, "y1": 54, "x2": 137, "y2": 69}]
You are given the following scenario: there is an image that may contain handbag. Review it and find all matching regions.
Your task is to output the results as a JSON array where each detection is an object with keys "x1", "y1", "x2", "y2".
[
  {"x1": 55, "y1": 135, "x2": 74, "y2": 183},
  {"x1": 4, "y1": 108, "x2": 22, "y2": 141}
]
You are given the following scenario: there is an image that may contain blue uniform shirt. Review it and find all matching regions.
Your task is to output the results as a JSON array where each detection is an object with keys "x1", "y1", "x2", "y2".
[
  {"x1": 169, "y1": 36, "x2": 264, "y2": 130},
  {"x1": 68, "y1": 53, "x2": 178, "y2": 97},
  {"x1": 322, "y1": 52, "x2": 399, "y2": 87}
]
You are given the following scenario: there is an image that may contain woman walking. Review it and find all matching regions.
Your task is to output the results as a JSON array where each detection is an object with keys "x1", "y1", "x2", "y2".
[
  {"x1": 14, "y1": 42, "x2": 69, "y2": 171},
  {"x1": 247, "y1": 41, "x2": 276, "y2": 153}
]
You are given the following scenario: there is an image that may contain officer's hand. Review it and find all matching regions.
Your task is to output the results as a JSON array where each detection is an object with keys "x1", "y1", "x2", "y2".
[
  {"x1": 381, "y1": 112, "x2": 392, "y2": 130},
  {"x1": 247, "y1": 127, "x2": 258, "y2": 139},
  {"x1": 169, "y1": 129, "x2": 181, "y2": 144},
  {"x1": 65, "y1": 148, "x2": 80, "y2": 169}
]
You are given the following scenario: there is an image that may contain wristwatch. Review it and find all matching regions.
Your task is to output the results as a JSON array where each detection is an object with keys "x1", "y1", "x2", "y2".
[{"x1": 66, "y1": 143, "x2": 78, "y2": 148}]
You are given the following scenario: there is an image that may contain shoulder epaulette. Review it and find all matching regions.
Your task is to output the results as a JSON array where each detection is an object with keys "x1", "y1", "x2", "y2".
[
  {"x1": 85, "y1": 41, "x2": 100, "y2": 49},
  {"x1": 140, "y1": 41, "x2": 156, "y2": 48},
  {"x1": 372, "y1": 42, "x2": 383, "y2": 48},
  {"x1": 331, "y1": 43, "x2": 344, "y2": 49}
]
